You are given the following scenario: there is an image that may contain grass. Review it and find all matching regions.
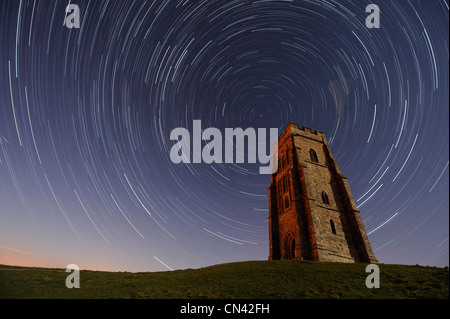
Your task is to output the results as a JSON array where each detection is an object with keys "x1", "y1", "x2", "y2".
[{"x1": 0, "y1": 260, "x2": 448, "y2": 299}]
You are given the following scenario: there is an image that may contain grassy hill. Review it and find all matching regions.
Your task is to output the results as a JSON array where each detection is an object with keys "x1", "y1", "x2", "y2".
[{"x1": 0, "y1": 260, "x2": 448, "y2": 299}]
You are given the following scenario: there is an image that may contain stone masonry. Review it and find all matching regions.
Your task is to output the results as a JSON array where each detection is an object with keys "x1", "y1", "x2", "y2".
[{"x1": 268, "y1": 123, "x2": 378, "y2": 263}]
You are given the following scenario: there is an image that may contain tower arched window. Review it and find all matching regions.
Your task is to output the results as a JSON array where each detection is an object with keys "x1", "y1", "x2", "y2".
[
  {"x1": 284, "y1": 195, "x2": 290, "y2": 209},
  {"x1": 330, "y1": 219, "x2": 337, "y2": 235},
  {"x1": 321, "y1": 191, "x2": 330, "y2": 205},
  {"x1": 309, "y1": 149, "x2": 318, "y2": 163},
  {"x1": 284, "y1": 176, "x2": 288, "y2": 193}
]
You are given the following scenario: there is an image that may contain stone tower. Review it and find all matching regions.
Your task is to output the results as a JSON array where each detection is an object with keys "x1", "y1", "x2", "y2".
[{"x1": 268, "y1": 123, "x2": 377, "y2": 263}]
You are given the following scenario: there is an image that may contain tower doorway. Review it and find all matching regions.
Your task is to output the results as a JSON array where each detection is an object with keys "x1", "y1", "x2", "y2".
[{"x1": 285, "y1": 233, "x2": 295, "y2": 260}]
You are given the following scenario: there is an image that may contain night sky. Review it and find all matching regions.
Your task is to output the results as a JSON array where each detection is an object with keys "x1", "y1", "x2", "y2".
[{"x1": 0, "y1": 0, "x2": 448, "y2": 272}]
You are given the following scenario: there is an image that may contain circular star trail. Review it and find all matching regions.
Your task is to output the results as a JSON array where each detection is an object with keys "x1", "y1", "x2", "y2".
[{"x1": 0, "y1": 0, "x2": 448, "y2": 271}]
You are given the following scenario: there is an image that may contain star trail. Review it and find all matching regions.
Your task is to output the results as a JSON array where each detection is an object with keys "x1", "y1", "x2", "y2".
[{"x1": 0, "y1": 0, "x2": 448, "y2": 272}]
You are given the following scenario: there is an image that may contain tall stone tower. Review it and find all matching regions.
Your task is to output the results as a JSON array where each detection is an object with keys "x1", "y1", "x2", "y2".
[{"x1": 268, "y1": 123, "x2": 377, "y2": 263}]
